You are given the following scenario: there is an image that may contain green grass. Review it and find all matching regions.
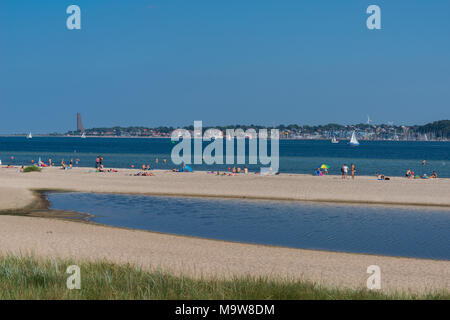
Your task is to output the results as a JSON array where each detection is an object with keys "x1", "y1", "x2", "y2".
[
  {"x1": 0, "y1": 255, "x2": 447, "y2": 300},
  {"x1": 23, "y1": 166, "x2": 42, "y2": 173}
]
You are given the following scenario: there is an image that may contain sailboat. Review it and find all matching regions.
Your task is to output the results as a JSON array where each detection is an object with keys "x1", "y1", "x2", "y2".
[
  {"x1": 81, "y1": 132, "x2": 86, "y2": 139},
  {"x1": 349, "y1": 131, "x2": 360, "y2": 147},
  {"x1": 331, "y1": 136, "x2": 339, "y2": 144},
  {"x1": 27, "y1": 132, "x2": 32, "y2": 139}
]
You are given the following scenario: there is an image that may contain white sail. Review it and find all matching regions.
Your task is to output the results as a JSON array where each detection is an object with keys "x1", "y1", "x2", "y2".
[
  {"x1": 331, "y1": 137, "x2": 339, "y2": 144},
  {"x1": 349, "y1": 131, "x2": 359, "y2": 146},
  {"x1": 27, "y1": 132, "x2": 32, "y2": 139},
  {"x1": 81, "y1": 132, "x2": 86, "y2": 138}
]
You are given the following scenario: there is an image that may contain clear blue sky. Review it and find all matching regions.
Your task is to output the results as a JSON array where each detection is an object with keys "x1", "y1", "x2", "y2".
[{"x1": 0, "y1": 0, "x2": 449, "y2": 133}]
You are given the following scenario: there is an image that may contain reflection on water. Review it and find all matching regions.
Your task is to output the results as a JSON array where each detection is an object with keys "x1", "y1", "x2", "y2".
[{"x1": 47, "y1": 192, "x2": 450, "y2": 260}]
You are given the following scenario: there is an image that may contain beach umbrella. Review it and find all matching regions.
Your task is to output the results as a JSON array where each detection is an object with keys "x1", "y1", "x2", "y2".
[{"x1": 320, "y1": 164, "x2": 330, "y2": 169}]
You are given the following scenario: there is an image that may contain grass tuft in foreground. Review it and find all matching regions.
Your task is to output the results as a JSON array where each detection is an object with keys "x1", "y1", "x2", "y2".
[
  {"x1": 0, "y1": 255, "x2": 447, "y2": 300},
  {"x1": 23, "y1": 166, "x2": 42, "y2": 173}
]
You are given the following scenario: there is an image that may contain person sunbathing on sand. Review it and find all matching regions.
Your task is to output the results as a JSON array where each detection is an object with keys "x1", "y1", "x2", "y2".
[
  {"x1": 135, "y1": 171, "x2": 154, "y2": 176},
  {"x1": 376, "y1": 172, "x2": 390, "y2": 180}
]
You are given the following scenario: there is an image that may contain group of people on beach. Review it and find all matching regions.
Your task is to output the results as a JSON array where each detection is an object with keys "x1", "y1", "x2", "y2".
[
  {"x1": 314, "y1": 163, "x2": 356, "y2": 179},
  {"x1": 404, "y1": 160, "x2": 438, "y2": 179},
  {"x1": 207, "y1": 166, "x2": 253, "y2": 176},
  {"x1": 311, "y1": 160, "x2": 440, "y2": 181},
  {"x1": 28, "y1": 157, "x2": 80, "y2": 170},
  {"x1": 2, "y1": 153, "x2": 443, "y2": 181},
  {"x1": 140, "y1": 158, "x2": 168, "y2": 171},
  {"x1": 340, "y1": 163, "x2": 356, "y2": 179},
  {"x1": 172, "y1": 163, "x2": 193, "y2": 172},
  {"x1": 60, "y1": 158, "x2": 79, "y2": 170},
  {"x1": 405, "y1": 169, "x2": 438, "y2": 179},
  {"x1": 95, "y1": 155, "x2": 103, "y2": 169}
]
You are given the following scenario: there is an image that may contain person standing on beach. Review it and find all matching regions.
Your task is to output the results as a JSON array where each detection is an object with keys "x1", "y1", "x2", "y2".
[
  {"x1": 341, "y1": 164, "x2": 349, "y2": 179},
  {"x1": 351, "y1": 163, "x2": 356, "y2": 179},
  {"x1": 99, "y1": 155, "x2": 103, "y2": 167},
  {"x1": 96, "y1": 156, "x2": 100, "y2": 169}
]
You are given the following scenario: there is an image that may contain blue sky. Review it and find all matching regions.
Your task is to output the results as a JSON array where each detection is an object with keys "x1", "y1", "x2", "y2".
[{"x1": 0, "y1": 0, "x2": 449, "y2": 133}]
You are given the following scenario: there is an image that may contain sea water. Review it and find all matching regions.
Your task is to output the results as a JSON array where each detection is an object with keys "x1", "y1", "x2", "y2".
[
  {"x1": 47, "y1": 192, "x2": 450, "y2": 260},
  {"x1": 1, "y1": 137, "x2": 449, "y2": 177}
]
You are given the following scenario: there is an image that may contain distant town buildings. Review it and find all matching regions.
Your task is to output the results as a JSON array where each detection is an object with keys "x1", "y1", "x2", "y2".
[{"x1": 65, "y1": 120, "x2": 449, "y2": 141}]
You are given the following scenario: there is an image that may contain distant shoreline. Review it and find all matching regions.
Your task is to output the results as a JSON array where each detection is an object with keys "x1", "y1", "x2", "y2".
[{"x1": 0, "y1": 135, "x2": 448, "y2": 142}]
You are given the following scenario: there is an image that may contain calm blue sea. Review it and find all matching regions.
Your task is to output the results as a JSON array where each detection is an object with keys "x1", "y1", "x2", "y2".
[
  {"x1": 48, "y1": 193, "x2": 450, "y2": 260},
  {"x1": 1, "y1": 137, "x2": 449, "y2": 177}
]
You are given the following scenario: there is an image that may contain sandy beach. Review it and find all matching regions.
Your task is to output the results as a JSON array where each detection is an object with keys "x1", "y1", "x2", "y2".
[
  {"x1": 0, "y1": 166, "x2": 449, "y2": 294},
  {"x1": 1, "y1": 166, "x2": 450, "y2": 209},
  {"x1": 0, "y1": 214, "x2": 448, "y2": 294}
]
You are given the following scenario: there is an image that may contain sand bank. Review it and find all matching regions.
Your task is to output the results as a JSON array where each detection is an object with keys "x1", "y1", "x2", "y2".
[
  {"x1": 0, "y1": 214, "x2": 448, "y2": 294},
  {"x1": 1, "y1": 166, "x2": 450, "y2": 211}
]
